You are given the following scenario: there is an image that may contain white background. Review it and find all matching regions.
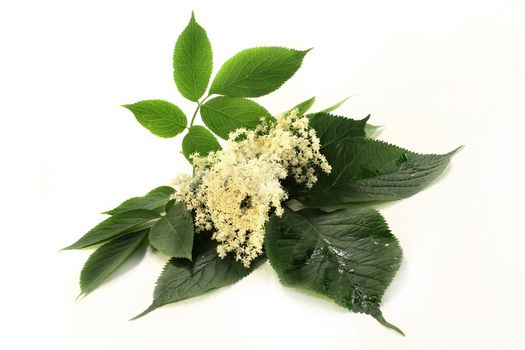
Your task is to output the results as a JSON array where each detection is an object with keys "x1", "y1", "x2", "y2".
[{"x1": 1, "y1": 0, "x2": 524, "y2": 349}]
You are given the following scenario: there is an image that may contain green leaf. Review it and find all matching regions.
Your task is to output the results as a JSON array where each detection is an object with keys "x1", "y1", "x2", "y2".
[
  {"x1": 103, "y1": 186, "x2": 175, "y2": 215},
  {"x1": 64, "y1": 210, "x2": 160, "y2": 250},
  {"x1": 365, "y1": 124, "x2": 383, "y2": 139},
  {"x1": 123, "y1": 100, "x2": 187, "y2": 138},
  {"x1": 299, "y1": 136, "x2": 460, "y2": 207},
  {"x1": 132, "y1": 235, "x2": 265, "y2": 319},
  {"x1": 148, "y1": 201, "x2": 194, "y2": 259},
  {"x1": 79, "y1": 230, "x2": 148, "y2": 297},
  {"x1": 320, "y1": 96, "x2": 351, "y2": 113},
  {"x1": 281, "y1": 113, "x2": 368, "y2": 199},
  {"x1": 173, "y1": 12, "x2": 213, "y2": 102},
  {"x1": 209, "y1": 47, "x2": 309, "y2": 97},
  {"x1": 309, "y1": 112, "x2": 368, "y2": 148},
  {"x1": 266, "y1": 207, "x2": 404, "y2": 334},
  {"x1": 290, "y1": 96, "x2": 316, "y2": 115},
  {"x1": 182, "y1": 126, "x2": 221, "y2": 162},
  {"x1": 200, "y1": 96, "x2": 272, "y2": 139}
]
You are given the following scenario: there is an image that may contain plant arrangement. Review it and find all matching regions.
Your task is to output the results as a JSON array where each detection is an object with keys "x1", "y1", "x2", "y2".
[{"x1": 64, "y1": 13, "x2": 459, "y2": 335}]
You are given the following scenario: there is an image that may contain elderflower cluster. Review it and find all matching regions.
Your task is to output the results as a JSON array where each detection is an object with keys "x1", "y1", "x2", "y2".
[{"x1": 171, "y1": 109, "x2": 331, "y2": 267}]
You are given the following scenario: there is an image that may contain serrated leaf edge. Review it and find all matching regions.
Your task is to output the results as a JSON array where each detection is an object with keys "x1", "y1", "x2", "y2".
[
  {"x1": 131, "y1": 255, "x2": 266, "y2": 320},
  {"x1": 78, "y1": 230, "x2": 148, "y2": 299}
]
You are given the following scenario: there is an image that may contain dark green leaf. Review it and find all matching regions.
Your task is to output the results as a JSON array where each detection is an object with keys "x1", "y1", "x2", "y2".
[
  {"x1": 79, "y1": 230, "x2": 148, "y2": 297},
  {"x1": 281, "y1": 113, "x2": 369, "y2": 200},
  {"x1": 64, "y1": 210, "x2": 160, "y2": 249},
  {"x1": 123, "y1": 100, "x2": 187, "y2": 138},
  {"x1": 209, "y1": 47, "x2": 309, "y2": 97},
  {"x1": 173, "y1": 12, "x2": 213, "y2": 102},
  {"x1": 200, "y1": 96, "x2": 272, "y2": 139},
  {"x1": 132, "y1": 235, "x2": 265, "y2": 319},
  {"x1": 182, "y1": 126, "x2": 221, "y2": 162},
  {"x1": 309, "y1": 112, "x2": 368, "y2": 148},
  {"x1": 300, "y1": 136, "x2": 460, "y2": 207},
  {"x1": 266, "y1": 207, "x2": 403, "y2": 334},
  {"x1": 103, "y1": 186, "x2": 175, "y2": 215},
  {"x1": 148, "y1": 202, "x2": 194, "y2": 259},
  {"x1": 290, "y1": 96, "x2": 316, "y2": 115},
  {"x1": 320, "y1": 96, "x2": 351, "y2": 113}
]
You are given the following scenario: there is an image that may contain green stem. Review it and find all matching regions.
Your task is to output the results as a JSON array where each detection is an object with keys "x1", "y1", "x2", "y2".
[
  {"x1": 189, "y1": 104, "x2": 200, "y2": 127},
  {"x1": 189, "y1": 94, "x2": 212, "y2": 127}
]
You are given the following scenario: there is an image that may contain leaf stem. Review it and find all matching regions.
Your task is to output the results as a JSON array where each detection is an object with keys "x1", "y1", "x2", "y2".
[
  {"x1": 189, "y1": 94, "x2": 212, "y2": 127},
  {"x1": 189, "y1": 104, "x2": 200, "y2": 128}
]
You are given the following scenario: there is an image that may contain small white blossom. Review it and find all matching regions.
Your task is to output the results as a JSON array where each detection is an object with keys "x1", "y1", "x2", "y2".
[{"x1": 172, "y1": 109, "x2": 331, "y2": 267}]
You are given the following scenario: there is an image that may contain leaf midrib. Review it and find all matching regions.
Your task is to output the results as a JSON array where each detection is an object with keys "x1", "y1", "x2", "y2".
[
  {"x1": 80, "y1": 231, "x2": 147, "y2": 294},
  {"x1": 165, "y1": 212, "x2": 191, "y2": 257}
]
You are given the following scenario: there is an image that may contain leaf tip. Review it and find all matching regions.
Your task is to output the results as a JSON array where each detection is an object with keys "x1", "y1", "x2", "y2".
[
  {"x1": 62, "y1": 238, "x2": 88, "y2": 250},
  {"x1": 75, "y1": 292, "x2": 86, "y2": 302},
  {"x1": 130, "y1": 305, "x2": 155, "y2": 321},
  {"x1": 303, "y1": 47, "x2": 314, "y2": 54},
  {"x1": 60, "y1": 244, "x2": 75, "y2": 251},
  {"x1": 450, "y1": 145, "x2": 465, "y2": 155},
  {"x1": 371, "y1": 309, "x2": 405, "y2": 336}
]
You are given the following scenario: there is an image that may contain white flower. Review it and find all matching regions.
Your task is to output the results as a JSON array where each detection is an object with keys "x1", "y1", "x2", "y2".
[{"x1": 172, "y1": 109, "x2": 331, "y2": 267}]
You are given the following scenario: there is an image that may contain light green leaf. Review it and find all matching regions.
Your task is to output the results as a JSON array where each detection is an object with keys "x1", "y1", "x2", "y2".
[
  {"x1": 103, "y1": 186, "x2": 175, "y2": 215},
  {"x1": 64, "y1": 210, "x2": 160, "y2": 250},
  {"x1": 173, "y1": 12, "x2": 213, "y2": 102},
  {"x1": 123, "y1": 100, "x2": 187, "y2": 138},
  {"x1": 365, "y1": 124, "x2": 383, "y2": 139},
  {"x1": 79, "y1": 230, "x2": 148, "y2": 297},
  {"x1": 132, "y1": 235, "x2": 265, "y2": 319},
  {"x1": 200, "y1": 96, "x2": 272, "y2": 139},
  {"x1": 299, "y1": 135, "x2": 461, "y2": 206},
  {"x1": 209, "y1": 47, "x2": 309, "y2": 97},
  {"x1": 266, "y1": 207, "x2": 404, "y2": 334},
  {"x1": 289, "y1": 96, "x2": 316, "y2": 115},
  {"x1": 148, "y1": 201, "x2": 194, "y2": 259},
  {"x1": 182, "y1": 126, "x2": 221, "y2": 162},
  {"x1": 320, "y1": 96, "x2": 351, "y2": 113}
]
